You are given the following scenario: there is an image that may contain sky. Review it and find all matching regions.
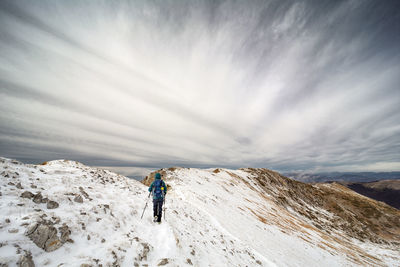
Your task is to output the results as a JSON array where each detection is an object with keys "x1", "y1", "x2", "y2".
[{"x1": 0, "y1": 0, "x2": 399, "y2": 173}]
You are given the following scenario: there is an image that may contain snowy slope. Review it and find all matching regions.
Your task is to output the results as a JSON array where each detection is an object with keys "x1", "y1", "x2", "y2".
[{"x1": 0, "y1": 158, "x2": 399, "y2": 266}]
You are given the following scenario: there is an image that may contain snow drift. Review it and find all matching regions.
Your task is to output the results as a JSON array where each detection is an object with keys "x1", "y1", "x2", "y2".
[{"x1": 0, "y1": 157, "x2": 399, "y2": 266}]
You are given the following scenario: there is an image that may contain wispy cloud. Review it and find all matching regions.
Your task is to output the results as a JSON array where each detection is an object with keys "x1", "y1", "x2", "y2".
[{"x1": 0, "y1": 0, "x2": 399, "y2": 171}]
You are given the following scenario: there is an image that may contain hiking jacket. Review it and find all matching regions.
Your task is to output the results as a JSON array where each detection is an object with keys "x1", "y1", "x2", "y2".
[{"x1": 148, "y1": 179, "x2": 167, "y2": 200}]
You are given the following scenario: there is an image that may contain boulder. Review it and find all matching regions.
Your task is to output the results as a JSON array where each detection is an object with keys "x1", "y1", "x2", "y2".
[
  {"x1": 74, "y1": 195, "x2": 83, "y2": 203},
  {"x1": 8, "y1": 228, "x2": 19, "y2": 233},
  {"x1": 157, "y1": 258, "x2": 169, "y2": 266},
  {"x1": 47, "y1": 200, "x2": 59, "y2": 209},
  {"x1": 26, "y1": 222, "x2": 63, "y2": 252},
  {"x1": 33, "y1": 193, "x2": 43, "y2": 204},
  {"x1": 21, "y1": 191, "x2": 34, "y2": 199}
]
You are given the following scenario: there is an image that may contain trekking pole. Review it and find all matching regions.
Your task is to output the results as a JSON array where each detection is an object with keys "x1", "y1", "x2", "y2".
[
  {"x1": 141, "y1": 191, "x2": 151, "y2": 219},
  {"x1": 163, "y1": 192, "x2": 166, "y2": 220}
]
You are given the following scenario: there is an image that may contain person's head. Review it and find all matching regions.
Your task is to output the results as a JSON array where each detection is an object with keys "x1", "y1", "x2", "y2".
[{"x1": 155, "y1": 173, "x2": 161, "y2": 180}]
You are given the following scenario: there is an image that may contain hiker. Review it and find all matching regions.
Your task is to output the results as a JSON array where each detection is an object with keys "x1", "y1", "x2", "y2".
[{"x1": 148, "y1": 172, "x2": 167, "y2": 222}]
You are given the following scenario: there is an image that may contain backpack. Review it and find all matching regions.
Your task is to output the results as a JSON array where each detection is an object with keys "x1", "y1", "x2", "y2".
[{"x1": 153, "y1": 180, "x2": 164, "y2": 199}]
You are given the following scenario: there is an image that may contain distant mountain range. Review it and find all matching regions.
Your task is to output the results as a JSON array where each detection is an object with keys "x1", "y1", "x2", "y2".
[
  {"x1": 339, "y1": 180, "x2": 400, "y2": 210},
  {"x1": 284, "y1": 171, "x2": 400, "y2": 183},
  {"x1": 284, "y1": 172, "x2": 400, "y2": 210}
]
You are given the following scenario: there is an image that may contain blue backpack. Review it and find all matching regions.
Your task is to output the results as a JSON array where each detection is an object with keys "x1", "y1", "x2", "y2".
[{"x1": 153, "y1": 180, "x2": 164, "y2": 199}]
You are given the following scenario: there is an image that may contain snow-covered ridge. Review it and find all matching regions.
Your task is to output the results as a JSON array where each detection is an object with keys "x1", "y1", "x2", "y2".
[{"x1": 0, "y1": 158, "x2": 399, "y2": 266}]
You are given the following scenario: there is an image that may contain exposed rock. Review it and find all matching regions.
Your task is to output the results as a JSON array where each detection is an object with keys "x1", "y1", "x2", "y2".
[
  {"x1": 16, "y1": 183, "x2": 23, "y2": 189},
  {"x1": 58, "y1": 224, "x2": 71, "y2": 243},
  {"x1": 74, "y1": 195, "x2": 83, "y2": 203},
  {"x1": 101, "y1": 238, "x2": 106, "y2": 243},
  {"x1": 157, "y1": 258, "x2": 169, "y2": 266},
  {"x1": 17, "y1": 251, "x2": 35, "y2": 267},
  {"x1": 26, "y1": 224, "x2": 38, "y2": 236},
  {"x1": 80, "y1": 264, "x2": 92, "y2": 267},
  {"x1": 8, "y1": 228, "x2": 19, "y2": 233},
  {"x1": 137, "y1": 242, "x2": 151, "y2": 261},
  {"x1": 186, "y1": 258, "x2": 193, "y2": 265},
  {"x1": 8, "y1": 182, "x2": 15, "y2": 186},
  {"x1": 20, "y1": 191, "x2": 35, "y2": 198},
  {"x1": 5, "y1": 218, "x2": 10, "y2": 223},
  {"x1": 26, "y1": 222, "x2": 64, "y2": 252},
  {"x1": 51, "y1": 216, "x2": 61, "y2": 224},
  {"x1": 79, "y1": 187, "x2": 90, "y2": 199},
  {"x1": 32, "y1": 193, "x2": 43, "y2": 204},
  {"x1": 14, "y1": 244, "x2": 22, "y2": 254},
  {"x1": 47, "y1": 200, "x2": 59, "y2": 209},
  {"x1": 40, "y1": 214, "x2": 48, "y2": 220},
  {"x1": 41, "y1": 198, "x2": 49, "y2": 204}
]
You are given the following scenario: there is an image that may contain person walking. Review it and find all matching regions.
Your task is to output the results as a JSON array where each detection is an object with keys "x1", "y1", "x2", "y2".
[{"x1": 148, "y1": 172, "x2": 167, "y2": 223}]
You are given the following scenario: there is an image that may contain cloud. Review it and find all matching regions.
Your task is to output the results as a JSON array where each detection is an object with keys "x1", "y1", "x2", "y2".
[{"x1": 0, "y1": 0, "x2": 399, "y2": 171}]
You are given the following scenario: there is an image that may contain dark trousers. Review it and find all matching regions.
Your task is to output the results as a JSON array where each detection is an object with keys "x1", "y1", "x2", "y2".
[{"x1": 153, "y1": 199, "x2": 163, "y2": 222}]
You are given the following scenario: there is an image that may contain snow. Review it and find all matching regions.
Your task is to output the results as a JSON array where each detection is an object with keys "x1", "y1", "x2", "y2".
[{"x1": 0, "y1": 157, "x2": 399, "y2": 266}]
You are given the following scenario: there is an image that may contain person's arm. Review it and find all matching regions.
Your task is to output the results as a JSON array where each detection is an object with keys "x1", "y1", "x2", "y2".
[{"x1": 148, "y1": 181, "x2": 154, "y2": 193}]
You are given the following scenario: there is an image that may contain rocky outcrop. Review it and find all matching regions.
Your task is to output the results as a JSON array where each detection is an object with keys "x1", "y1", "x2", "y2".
[
  {"x1": 20, "y1": 191, "x2": 59, "y2": 209},
  {"x1": 26, "y1": 221, "x2": 71, "y2": 252}
]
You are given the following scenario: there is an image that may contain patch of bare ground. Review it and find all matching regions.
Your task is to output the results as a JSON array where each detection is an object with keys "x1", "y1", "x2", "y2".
[
  {"x1": 222, "y1": 168, "x2": 400, "y2": 265},
  {"x1": 239, "y1": 168, "x2": 400, "y2": 245}
]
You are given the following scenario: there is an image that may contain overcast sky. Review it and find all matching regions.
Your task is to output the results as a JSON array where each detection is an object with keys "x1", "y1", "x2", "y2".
[{"x1": 0, "y1": 0, "x2": 399, "y2": 172}]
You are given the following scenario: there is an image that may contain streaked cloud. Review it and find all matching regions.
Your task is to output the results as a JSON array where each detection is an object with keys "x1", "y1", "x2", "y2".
[{"x1": 0, "y1": 0, "x2": 399, "y2": 171}]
